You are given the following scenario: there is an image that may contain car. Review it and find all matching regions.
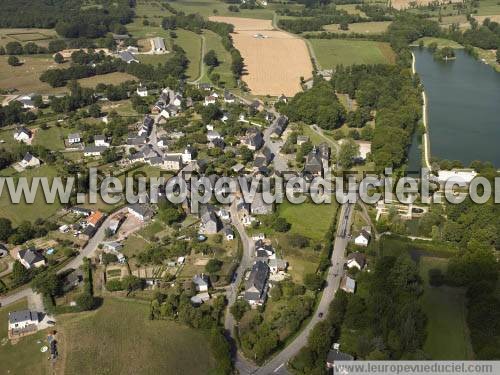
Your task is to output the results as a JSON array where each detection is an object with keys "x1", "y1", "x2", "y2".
[
  {"x1": 318, "y1": 312, "x2": 323, "y2": 318},
  {"x1": 47, "y1": 320, "x2": 56, "y2": 325}
]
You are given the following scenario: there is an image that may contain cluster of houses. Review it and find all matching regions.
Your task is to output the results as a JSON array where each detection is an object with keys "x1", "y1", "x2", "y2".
[
  {"x1": 243, "y1": 235, "x2": 288, "y2": 307},
  {"x1": 198, "y1": 204, "x2": 234, "y2": 240},
  {"x1": 63, "y1": 207, "x2": 106, "y2": 240}
]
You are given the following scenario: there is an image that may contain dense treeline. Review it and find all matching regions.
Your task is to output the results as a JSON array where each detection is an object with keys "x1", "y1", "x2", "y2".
[
  {"x1": 161, "y1": 12, "x2": 244, "y2": 78},
  {"x1": 446, "y1": 17, "x2": 500, "y2": 50},
  {"x1": 441, "y1": 199, "x2": 500, "y2": 359},
  {"x1": 333, "y1": 65, "x2": 420, "y2": 171},
  {"x1": 0, "y1": 101, "x2": 37, "y2": 128},
  {"x1": 0, "y1": 0, "x2": 135, "y2": 38},
  {"x1": 279, "y1": 79, "x2": 346, "y2": 130}
]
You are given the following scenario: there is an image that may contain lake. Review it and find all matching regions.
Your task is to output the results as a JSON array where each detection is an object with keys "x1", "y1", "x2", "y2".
[{"x1": 411, "y1": 48, "x2": 500, "y2": 167}]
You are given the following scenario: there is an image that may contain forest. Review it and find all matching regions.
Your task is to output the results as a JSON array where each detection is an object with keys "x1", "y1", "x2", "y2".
[{"x1": 0, "y1": 0, "x2": 135, "y2": 38}]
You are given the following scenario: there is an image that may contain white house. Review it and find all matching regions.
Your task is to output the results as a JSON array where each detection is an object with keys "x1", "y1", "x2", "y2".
[
  {"x1": 354, "y1": 227, "x2": 371, "y2": 247},
  {"x1": 223, "y1": 226, "x2": 234, "y2": 241},
  {"x1": 346, "y1": 252, "x2": 366, "y2": 270},
  {"x1": 268, "y1": 258, "x2": 287, "y2": 274},
  {"x1": 163, "y1": 154, "x2": 182, "y2": 171},
  {"x1": 207, "y1": 130, "x2": 221, "y2": 142},
  {"x1": 8, "y1": 310, "x2": 39, "y2": 331},
  {"x1": 204, "y1": 95, "x2": 217, "y2": 106},
  {"x1": 94, "y1": 135, "x2": 110, "y2": 147},
  {"x1": 136, "y1": 84, "x2": 148, "y2": 97},
  {"x1": 224, "y1": 91, "x2": 235, "y2": 103},
  {"x1": 83, "y1": 146, "x2": 107, "y2": 157},
  {"x1": 437, "y1": 169, "x2": 477, "y2": 185},
  {"x1": 16, "y1": 93, "x2": 37, "y2": 109},
  {"x1": 14, "y1": 127, "x2": 32, "y2": 143},
  {"x1": 340, "y1": 276, "x2": 356, "y2": 294},
  {"x1": 19, "y1": 152, "x2": 41, "y2": 169},
  {"x1": 67, "y1": 133, "x2": 81, "y2": 144}
]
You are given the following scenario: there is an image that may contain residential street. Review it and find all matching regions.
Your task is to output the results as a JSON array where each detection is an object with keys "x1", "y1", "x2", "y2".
[
  {"x1": 0, "y1": 207, "x2": 129, "y2": 308},
  {"x1": 248, "y1": 203, "x2": 353, "y2": 375}
]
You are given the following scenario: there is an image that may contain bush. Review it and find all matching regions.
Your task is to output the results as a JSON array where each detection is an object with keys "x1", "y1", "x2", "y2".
[
  {"x1": 76, "y1": 292, "x2": 95, "y2": 311},
  {"x1": 205, "y1": 258, "x2": 223, "y2": 274},
  {"x1": 7, "y1": 55, "x2": 20, "y2": 66},
  {"x1": 106, "y1": 279, "x2": 124, "y2": 291}
]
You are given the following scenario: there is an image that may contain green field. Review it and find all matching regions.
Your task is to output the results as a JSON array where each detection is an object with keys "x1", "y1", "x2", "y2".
[
  {"x1": 168, "y1": 0, "x2": 276, "y2": 19},
  {"x1": 414, "y1": 37, "x2": 464, "y2": 49},
  {"x1": 419, "y1": 257, "x2": 474, "y2": 359},
  {"x1": 475, "y1": 0, "x2": 500, "y2": 15},
  {"x1": 33, "y1": 125, "x2": 74, "y2": 150},
  {"x1": 335, "y1": 4, "x2": 367, "y2": 16},
  {"x1": 78, "y1": 72, "x2": 137, "y2": 88},
  {"x1": 0, "y1": 55, "x2": 68, "y2": 95},
  {"x1": 59, "y1": 298, "x2": 216, "y2": 374},
  {"x1": 0, "y1": 28, "x2": 59, "y2": 48},
  {"x1": 201, "y1": 30, "x2": 235, "y2": 87},
  {"x1": 323, "y1": 21, "x2": 391, "y2": 34},
  {"x1": 0, "y1": 299, "x2": 51, "y2": 375},
  {"x1": 0, "y1": 164, "x2": 63, "y2": 225},
  {"x1": 308, "y1": 39, "x2": 396, "y2": 68}
]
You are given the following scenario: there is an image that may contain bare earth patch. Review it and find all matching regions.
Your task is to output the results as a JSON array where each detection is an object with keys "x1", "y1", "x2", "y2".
[{"x1": 210, "y1": 16, "x2": 312, "y2": 96}]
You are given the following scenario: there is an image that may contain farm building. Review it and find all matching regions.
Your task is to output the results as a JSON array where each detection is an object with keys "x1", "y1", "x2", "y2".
[{"x1": 151, "y1": 37, "x2": 167, "y2": 53}]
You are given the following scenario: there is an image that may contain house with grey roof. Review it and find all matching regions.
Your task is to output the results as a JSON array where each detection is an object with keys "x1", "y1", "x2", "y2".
[
  {"x1": 242, "y1": 128, "x2": 264, "y2": 151},
  {"x1": 200, "y1": 206, "x2": 220, "y2": 235},
  {"x1": 83, "y1": 146, "x2": 107, "y2": 157},
  {"x1": 192, "y1": 274, "x2": 210, "y2": 292},
  {"x1": 244, "y1": 261, "x2": 270, "y2": 307},
  {"x1": 20, "y1": 152, "x2": 41, "y2": 169},
  {"x1": 128, "y1": 203, "x2": 154, "y2": 221},
  {"x1": 17, "y1": 248, "x2": 45, "y2": 269},
  {"x1": 151, "y1": 37, "x2": 166, "y2": 53},
  {"x1": 340, "y1": 275, "x2": 356, "y2": 294},
  {"x1": 117, "y1": 50, "x2": 138, "y2": 64},
  {"x1": 326, "y1": 344, "x2": 354, "y2": 369},
  {"x1": 303, "y1": 146, "x2": 324, "y2": 177},
  {"x1": 14, "y1": 127, "x2": 32, "y2": 143},
  {"x1": 270, "y1": 116, "x2": 288, "y2": 137},
  {"x1": 67, "y1": 133, "x2": 81, "y2": 144},
  {"x1": 8, "y1": 310, "x2": 39, "y2": 332},
  {"x1": 250, "y1": 192, "x2": 274, "y2": 215},
  {"x1": 163, "y1": 154, "x2": 182, "y2": 171}
]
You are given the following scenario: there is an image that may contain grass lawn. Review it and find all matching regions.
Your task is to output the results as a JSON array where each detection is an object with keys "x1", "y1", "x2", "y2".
[
  {"x1": 277, "y1": 199, "x2": 338, "y2": 241},
  {"x1": 414, "y1": 37, "x2": 464, "y2": 49},
  {"x1": 0, "y1": 55, "x2": 68, "y2": 95},
  {"x1": 0, "y1": 164, "x2": 63, "y2": 225},
  {"x1": 323, "y1": 21, "x2": 391, "y2": 34},
  {"x1": 138, "y1": 219, "x2": 165, "y2": 240},
  {"x1": 309, "y1": 39, "x2": 396, "y2": 68},
  {"x1": 169, "y1": 0, "x2": 276, "y2": 19},
  {"x1": 58, "y1": 298, "x2": 216, "y2": 374},
  {"x1": 419, "y1": 256, "x2": 474, "y2": 359},
  {"x1": 475, "y1": 0, "x2": 500, "y2": 15},
  {"x1": 0, "y1": 298, "x2": 51, "y2": 375},
  {"x1": 33, "y1": 125, "x2": 74, "y2": 150},
  {"x1": 202, "y1": 30, "x2": 236, "y2": 87},
  {"x1": 175, "y1": 29, "x2": 203, "y2": 80},
  {"x1": 121, "y1": 234, "x2": 150, "y2": 258},
  {"x1": 0, "y1": 28, "x2": 59, "y2": 48},
  {"x1": 78, "y1": 72, "x2": 136, "y2": 88},
  {"x1": 276, "y1": 199, "x2": 338, "y2": 282}
]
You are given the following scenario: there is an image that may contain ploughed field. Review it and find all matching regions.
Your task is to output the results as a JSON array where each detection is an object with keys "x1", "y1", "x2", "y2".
[{"x1": 210, "y1": 16, "x2": 313, "y2": 96}]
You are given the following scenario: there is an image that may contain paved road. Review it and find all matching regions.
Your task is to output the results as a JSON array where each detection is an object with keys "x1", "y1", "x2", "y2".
[
  {"x1": 0, "y1": 207, "x2": 129, "y2": 308},
  {"x1": 252, "y1": 203, "x2": 354, "y2": 375}
]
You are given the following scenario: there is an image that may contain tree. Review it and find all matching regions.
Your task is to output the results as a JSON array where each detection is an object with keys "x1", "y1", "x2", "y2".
[
  {"x1": 205, "y1": 258, "x2": 223, "y2": 274},
  {"x1": 76, "y1": 292, "x2": 95, "y2": 311},
  {"x1": 12, "y1": 260, "x2": 31, "y2": 285},
  {"x1": 88, "y1": 103, "x2": 101, "y2": 118},
  {"x1": 303, "y1": 273, "x2": 323, "y2": 290},
  {"x1": 203, "y1": 49, "x2": 219, "y2": 68},
  {"x1": 272, "y1": 217, "x2": 291, "y2": 232},
  {"x1": 339, "y1": 21, "x2": 349, "y2": 31},
  {"x1": 31, "y1": 271, "x2": 61, "y2": 296},
  {"x1": 102, "y1": 252, "x2": 118, "y2": 265},
  {"x1": 6, "y1": 41, "x2": 23, "y2": 55},
  {"x1": 230, "y1": 299, "x2": 250, "y2": 321},
  {"x1": 7, "y1": 55, "x2": 20, "y2": 67},
  {"x1": 338, "y1": 138, "x2": 359, "y2": 169},
  {"x1": 0, "y1": 217, "x2": 13, "y2": 241}
]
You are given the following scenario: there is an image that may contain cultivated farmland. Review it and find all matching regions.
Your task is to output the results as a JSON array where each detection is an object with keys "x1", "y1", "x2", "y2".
[{"x1": 210, "y1": 16, "x2": 313, "y2": 96}]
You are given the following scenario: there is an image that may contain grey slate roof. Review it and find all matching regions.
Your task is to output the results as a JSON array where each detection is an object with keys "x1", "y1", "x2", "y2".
[
  {"x1": 8, "y1": 310, "x2": 38, "y2": 324},
  {"x1": 18, "y1": 248, "x2": 44, "y2": 266}
]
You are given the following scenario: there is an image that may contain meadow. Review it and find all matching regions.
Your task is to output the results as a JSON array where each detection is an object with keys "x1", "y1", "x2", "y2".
[
  {"x1": 419, "y1": 256, "x2": 474, "y2": 359},
  {"x1": 0, "y1": 164, "x2": 63, "y2": 225},
  {"x1": 58, "y1": 298, "x2": 217, "y2": 374},
  {"x1": 308, "y1": 39, "x2": 396, "y2": 68},
  {"x1": 0, "y1": 299, "x2": 51, "y2": 375},
  {"x1": 323, "y1": 21, "x2": 391, "y2": 34},
  {"x1": 201, "y1": 30, "x2": 236, "y2": 87}
]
